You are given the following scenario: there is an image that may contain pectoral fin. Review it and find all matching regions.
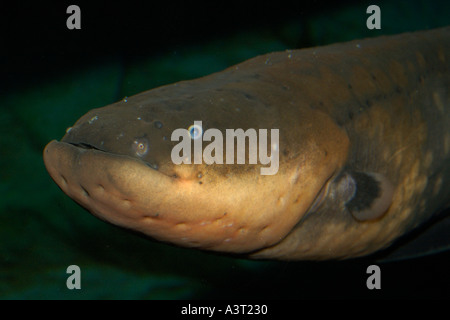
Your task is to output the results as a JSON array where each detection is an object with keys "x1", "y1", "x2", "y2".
[{"x1": 337, "y1": 171, "x2": 394, "y2": 221}]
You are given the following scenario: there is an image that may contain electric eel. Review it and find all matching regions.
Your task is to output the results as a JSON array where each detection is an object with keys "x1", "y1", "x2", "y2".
[{"x1": 43, "y1": 27, "x2": 450, "y2": 260}]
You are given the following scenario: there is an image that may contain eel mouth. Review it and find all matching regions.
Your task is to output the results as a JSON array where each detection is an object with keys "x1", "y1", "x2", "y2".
[
  {"x1": 43, "y1": 140, "x2": 321, "y2": 254},
  {"x1": 65, "y1": 141, "x2": 166, "y2": 173}
]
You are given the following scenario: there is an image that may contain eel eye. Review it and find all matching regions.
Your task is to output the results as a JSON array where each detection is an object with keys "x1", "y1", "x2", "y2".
[
  {"x1": 188, "y1": 124, "x2": 203, "y2": 140},
  {"x1": 132, "y1": 138, "x2": 149, "y2": 157}
]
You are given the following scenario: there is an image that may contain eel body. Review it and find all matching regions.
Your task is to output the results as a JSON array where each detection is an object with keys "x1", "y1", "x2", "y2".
[{"x1": 43, "y1": 27, "x2": 450, "y2": 260}]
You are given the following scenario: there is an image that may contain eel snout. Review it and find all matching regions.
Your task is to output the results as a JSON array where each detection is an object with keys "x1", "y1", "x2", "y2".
[{"x1": 43, "y1": 139, "x2": 329, "y2": 254}]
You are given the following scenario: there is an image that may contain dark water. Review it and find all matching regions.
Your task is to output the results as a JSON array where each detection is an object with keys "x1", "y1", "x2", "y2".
[{"x1": 1, "y1": 0, "x2": 449, "y2": 299}]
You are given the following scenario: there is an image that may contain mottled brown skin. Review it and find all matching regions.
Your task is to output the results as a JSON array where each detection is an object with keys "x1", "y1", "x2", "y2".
[{"x1": 43, "y1": 27, "x2": 449, "y2": 260}]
